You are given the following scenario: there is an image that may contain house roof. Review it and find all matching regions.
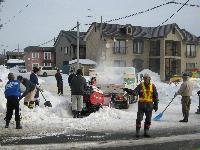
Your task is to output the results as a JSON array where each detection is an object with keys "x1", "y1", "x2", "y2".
[
  {"x1": 6, "y1": 51, "x2": 24, "y2": 56},
  {"x1": 85, "y1": 22, "x2": 197, "y2": 43},
  {"x1": 24, "y1": 46, "x2": 55, "y2": 52},
  {"x1": 54, "y1": 30, "x2": 86, "y2": 47},
  {"x1": 69, "y1": 59, "x2": 97, "y2": 65}
]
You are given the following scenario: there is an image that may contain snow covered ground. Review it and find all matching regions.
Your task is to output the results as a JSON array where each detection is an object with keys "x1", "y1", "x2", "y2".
[{"x1": 0, "y1": 66, "x2": 199, "y2": 137}]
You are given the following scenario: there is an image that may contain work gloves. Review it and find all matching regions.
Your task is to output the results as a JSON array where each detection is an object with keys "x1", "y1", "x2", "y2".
[
  {"x1": 123, "y1": 88, "x2": 137, "y2": 96},
  {"x1": 153, "y1": 102, "x2": 158, "y2": 112}
]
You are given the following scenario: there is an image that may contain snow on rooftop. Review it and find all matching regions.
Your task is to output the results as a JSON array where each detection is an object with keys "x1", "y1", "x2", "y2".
[
  {"x1": 7, "y1": 59, "x2": 25, "y2": 63},
  {"x1": 69, "y1": 59, "x2": 97, "y2": 65}
]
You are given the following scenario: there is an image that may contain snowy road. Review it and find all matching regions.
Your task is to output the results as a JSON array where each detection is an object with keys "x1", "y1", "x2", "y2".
[{"x1": 0, "y1": 125, "x2": 199, "y2": 149}]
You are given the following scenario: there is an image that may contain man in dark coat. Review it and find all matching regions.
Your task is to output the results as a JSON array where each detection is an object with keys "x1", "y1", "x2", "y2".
[
  {"x1": 71, "y1": 69, "x2": 87, "y2": 118},
  {"x1": 68, "y1": 70, "x2": 75, "y2": 87},
  {"x1": 30, "y1": 67, "x2": 41, "y2": 106},
  {"x1": 18, "y1": 75, "x2": 36, "y2": 109},
  {"x1": 55, "y1": 69, "x2": 63, "y2": 95}
]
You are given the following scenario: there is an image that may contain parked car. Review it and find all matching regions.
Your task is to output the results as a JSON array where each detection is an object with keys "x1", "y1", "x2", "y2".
[
  {"x1": 18, "y1": 66, "x2": 27, "y2": 73},
  {"x1": 38, "y1": 66, "x2": 60, "y2": 77}
]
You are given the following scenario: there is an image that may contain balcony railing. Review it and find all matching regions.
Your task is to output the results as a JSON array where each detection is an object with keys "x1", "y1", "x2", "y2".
[{"x1": 113, "y1": 47, "x2": 127, "y2": 54}]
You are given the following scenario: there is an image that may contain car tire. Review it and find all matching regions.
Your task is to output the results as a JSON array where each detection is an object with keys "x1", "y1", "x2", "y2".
[{"x1": 43, "y1": 72, "x2": 47, "y2": 77}]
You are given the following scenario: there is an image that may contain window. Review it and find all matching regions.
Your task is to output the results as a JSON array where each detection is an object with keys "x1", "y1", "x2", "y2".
[
  {"x1": 186, "y1": 63, "x2": 195, "y2": 72},
  {"x1": 150, "y1": 40, "x2": 160, "y2": 56},
  {"x1": 60, "y1": 47, "x2": 63, "y2": 52},
  {"x1": 133, "y1": 39, "x2": 143, "y2": 54},
  {"x1": 32, "y1": 63, "x2": 39, "y2": 69},
  {"x1": 44, "y1": 62, "x2": 52, "y2": 67},
  {"x1": 32, "y1": 52, "x2": 39, "y2": 59},
  {"x1": 65, "y1": 47, "x2": 68, "y2": 54},
  {"x1": 44, "y1": 52, "x2": 51, "y2": 60},
  {"x1": 113, "y1": 60, "x2": 126, "y2": 67},
  {"x1": 186, "y1": 45, "x2": 196, "y2": 57},
  {"x1": 113, "y1": 40, "x2": 126, "y2": 54}
]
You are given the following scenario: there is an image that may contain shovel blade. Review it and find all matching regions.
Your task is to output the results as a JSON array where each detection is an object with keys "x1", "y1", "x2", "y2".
[
  {"x1": 44, "y1": 101, "x2": 52, "y2": 107},
  {"x1": 153, "y1": 112, "x2": 163, "y2": 121}
]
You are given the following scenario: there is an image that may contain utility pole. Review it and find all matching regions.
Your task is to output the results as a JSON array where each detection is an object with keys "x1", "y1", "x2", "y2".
[
  {"x1": 18, "y1": 44, "x2": 19, "y2": 59},
  {"x1": 100, "y1": 16, "x2": 104, "y2": 66},
  {"x1": 77, "y1": 21, "x2": 80, "y2": 70}
]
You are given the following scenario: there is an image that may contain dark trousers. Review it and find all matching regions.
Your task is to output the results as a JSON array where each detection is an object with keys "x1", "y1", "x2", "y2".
[
  {"x1": 5, "y1": 96, "x2": 20, "y2": 121},
  {"x1": 57, "y1": 82, "x2": 63, "y2": 94},
  {"x1": 136, "y1": 102, "x2": 153, "y2": 129},
  {"x1": 181, "y1": 96, "x2": 191, "y2": 120}
]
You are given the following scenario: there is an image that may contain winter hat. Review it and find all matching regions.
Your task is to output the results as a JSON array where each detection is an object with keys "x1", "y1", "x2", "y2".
[
  {"x1": 17, "y1": 75, "x2": 23, "y2": 81},
  {"x1": 33, "y1": 67, "x2": 40, "y2": 73},
  {"x1": 8, "y1": 73, "x2": 15, "y2": 80},
  {"x1": 76, "y1": 69, "x2": 83, "y2": 76},
  {"x1": 143, "y1": 73, "x2": 150, "y2": 78},
  {"x1": 182, "y1": 73, "x2": 189, "y2": 79}
]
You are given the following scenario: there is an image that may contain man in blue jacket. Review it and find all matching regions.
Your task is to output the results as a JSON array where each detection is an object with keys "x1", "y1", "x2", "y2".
[{"x1": 4, "y1": 73, "x2": 22, "y2": 129}]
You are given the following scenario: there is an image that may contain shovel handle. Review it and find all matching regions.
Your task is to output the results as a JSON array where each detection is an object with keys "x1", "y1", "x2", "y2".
[
  {"x1": 39, "y1": 90, "x2": 47, "y2": 102},
  {"x1": 162, "y1": 97, "x2": 175, "y2": 113}
]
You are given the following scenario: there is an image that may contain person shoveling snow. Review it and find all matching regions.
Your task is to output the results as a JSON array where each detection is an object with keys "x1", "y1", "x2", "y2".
[{"x1": 174, "y1": 73, "x2": 193, "y2": 123}]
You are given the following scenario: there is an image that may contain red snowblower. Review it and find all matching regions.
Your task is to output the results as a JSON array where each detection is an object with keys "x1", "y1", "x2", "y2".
[{"x1": 82, "y1": 85, "x2": 104, "y2": 114}]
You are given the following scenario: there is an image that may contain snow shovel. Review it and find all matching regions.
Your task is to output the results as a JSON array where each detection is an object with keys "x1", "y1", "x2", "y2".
[
  {"x1": 154, "y1": 97, "x2": 175, "y2": 121},
  {"x1": 39, "y1": 91, "x2": 52, "y2": 107}
]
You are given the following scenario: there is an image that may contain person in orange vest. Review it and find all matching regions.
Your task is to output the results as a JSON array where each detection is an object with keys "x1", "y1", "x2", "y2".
[{"x1": 124, "y1": 73, "x2": 159, "y2": 138}]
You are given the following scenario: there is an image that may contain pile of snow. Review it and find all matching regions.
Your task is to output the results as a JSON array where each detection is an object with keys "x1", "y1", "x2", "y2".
[
  {"x1": 0, "y1": 66, "x2": 199, "y2": 134},
  {"x1": 138, "y1": 69, "x2": 161, "y2": 82}
]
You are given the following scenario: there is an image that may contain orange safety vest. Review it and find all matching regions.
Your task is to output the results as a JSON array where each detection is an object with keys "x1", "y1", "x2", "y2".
[{"x1": 139, "y1": 82, "x2": 153, "y2": 103}]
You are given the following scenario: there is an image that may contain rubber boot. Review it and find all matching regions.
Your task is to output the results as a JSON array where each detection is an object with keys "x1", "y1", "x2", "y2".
[
  {"x1": 136, "y1": 127, "x2": 140, "y2": 138},
  {"x1": 28, "y1": 101, "x2": 35, "y2": 109},
  {"x1": 77, "y1": 111, "x2": 82, "y2": 118},
  {"x1": 5, "y1": 120, "x2": 10, "y2": 128},
  {"x1": 72, "y1": 110, "x2": 77, "y2": 118},
  {"x1": 16, "y1": 121, "x2": 22, "y2": 129},
  {"x1": 35, "y1": 100, "x2": 39, "y2": 107},
  {"x1": 179, "y1": 113, "x2": 188, "y2": 122},
  {"x1": 179, "y1": 118, "x2": 188, "y2": 122},
  {"x1": 144, "y1": 128, "x2": 151, "y2": 138}
]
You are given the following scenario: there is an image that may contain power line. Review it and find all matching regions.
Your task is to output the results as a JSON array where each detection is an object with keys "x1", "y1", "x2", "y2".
[
  {"x1": 172, "y1": 1, "x2": 200, "y2": 8},
  {"x1": 0, "y1": 3, "x2": 31, "y2": 30},
  {"x1": 37, "y1": 24, "x2": 79, "y2": 47},
  {"x1": 158, "y1": 0, "x2": 190, "y2": 26},
  {"x1": 105, "y1": 1, "x2": 175, "y2": 23}
]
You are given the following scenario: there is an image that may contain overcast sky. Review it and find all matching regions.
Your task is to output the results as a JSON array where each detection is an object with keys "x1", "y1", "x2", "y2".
[{"x1": 0, "y1": 0, "x2": 199, "y2": 52}]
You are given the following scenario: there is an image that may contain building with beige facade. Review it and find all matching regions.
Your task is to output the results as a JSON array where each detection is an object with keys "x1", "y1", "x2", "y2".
[{"x1": 84, "y1": 23, "x2": 199, "y2": 81}]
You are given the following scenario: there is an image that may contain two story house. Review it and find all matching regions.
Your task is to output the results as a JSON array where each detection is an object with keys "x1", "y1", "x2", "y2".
[
  {"x1": 84, "y1": 22, "x2": 199, "y2": 81},
  {"x1": 54, "y1": 30, "x2": 86, "y2": 70},
  {"x1": 24, "y1": 46, "x2": 55, "y2": 72}
]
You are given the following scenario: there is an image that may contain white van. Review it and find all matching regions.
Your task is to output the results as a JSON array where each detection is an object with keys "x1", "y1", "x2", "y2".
[{"x1": 38, "y1": 66, "x2": 60, "y2": 77}]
